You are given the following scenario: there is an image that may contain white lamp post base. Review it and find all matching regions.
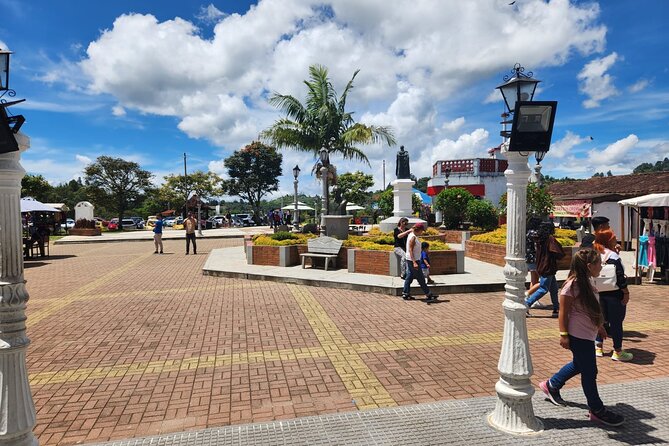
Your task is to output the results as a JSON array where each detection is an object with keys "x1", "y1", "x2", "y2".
[{"x1": 488, "y1": 148, "x2": 542, "y2": 435}]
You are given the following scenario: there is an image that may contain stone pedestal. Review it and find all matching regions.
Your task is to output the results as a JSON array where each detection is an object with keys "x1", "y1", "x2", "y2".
[
  {"x1": 0, "y1": 132, "x2": 38, "y2": 446},
  {"x1": 323, "y1": 215, "x2": 350, "y2": 240},
  {"x1": 392, "y1": 179, "x2": 414, "y2": 218},
  {"x1": 488, "y1": 147, "x2": 542, "y2": 435}
]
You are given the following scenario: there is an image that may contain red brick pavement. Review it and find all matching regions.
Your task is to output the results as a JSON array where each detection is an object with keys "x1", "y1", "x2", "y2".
[{"x1": 22, "y1": 237, "x2": 669, "y2": 445}]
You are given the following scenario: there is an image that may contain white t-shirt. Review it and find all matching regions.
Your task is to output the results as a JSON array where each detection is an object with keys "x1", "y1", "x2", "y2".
[{"x1": 405, "y1": 232, "x2": 422, "y2": 262}]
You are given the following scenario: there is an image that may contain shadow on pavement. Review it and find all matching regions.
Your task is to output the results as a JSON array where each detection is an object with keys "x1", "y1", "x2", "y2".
[
  {"x1": 625, "y1": 348, "x2": 656, "y2": 366},
  {"x1": 24, "y1": 254, "x2": 77, "y2": 268},
  {"x1": 541, "y1": 402, "x2": 663, "y2": 445}
]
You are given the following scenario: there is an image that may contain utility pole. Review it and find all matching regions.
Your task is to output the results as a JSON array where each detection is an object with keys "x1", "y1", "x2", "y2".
[
  {"x1": 183, "y1": 153, "x2": 188, "y2": 218},
  {"x1": 383, "y1": 160, "x2": 386, "y2": 189}
]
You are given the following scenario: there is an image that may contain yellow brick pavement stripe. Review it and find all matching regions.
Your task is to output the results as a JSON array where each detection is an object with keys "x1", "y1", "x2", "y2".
[
  {"x1": 287, "y1": 284, "x2": 397, "y2": 410},
  {"x1": 27, "y1": 253, "x2": 153, "y2": 328},
  {"x1": 28, "y1": 317, "x2": 669, "y2": 387}
]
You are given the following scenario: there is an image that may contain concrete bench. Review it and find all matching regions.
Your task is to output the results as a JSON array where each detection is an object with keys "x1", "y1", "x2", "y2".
[{"x1": 300, "y1": 236, "x2": 343, "y2": 271}]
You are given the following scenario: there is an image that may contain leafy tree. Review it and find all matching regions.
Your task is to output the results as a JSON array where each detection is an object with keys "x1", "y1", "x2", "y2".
[
  {"x1": 261, "y1": 64, "x2": 395, "y2": 211},
  {"x1": 332, "y1": 171, "x2": 374, "y2": 211},
  {"x1": 21, "y1": 174, "x2": 53, "y2": 201},
  {"x1": 220, "y1": 141, "x2": 282, "y2": 220},
  {"x1": 434, "y1": 187, "x2": 474, "y2": 229},
  {"x1": 633, "y1": 157, "x2": 669, "y2": 173},
  {"x1": 413, "y1": 176, "x2": 431, "y2": 193},
  {"x1": 84, "y1": 156, "x2": 153, "y2": 226},
  {"x1": 465, "y1": 199, "x2": 498, "y2": 231},
  {"x1": 159, "y1": 170, "x2": 223, "y2": 212},
  {"x1": 498, "y1": 182, "x2": 553, "y2": 220},
  {"x1": 542, "y1": 174, "x2": 577, "y2": 186}
]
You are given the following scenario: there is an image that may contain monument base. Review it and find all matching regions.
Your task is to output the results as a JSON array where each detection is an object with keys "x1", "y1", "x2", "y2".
[
  {"x1": 379, "y1": 216, "x2": 427, "y2": 233},
  {"x1": 323, "y1": 215, "x2": 350, "y2": 240}
]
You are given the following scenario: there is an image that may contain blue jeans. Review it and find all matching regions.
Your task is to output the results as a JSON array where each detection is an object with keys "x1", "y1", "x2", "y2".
[
  {"x1": 525, "y1": 274, "x2": 559, "y2": 311},
  {"x1": 549, "y1": 335, "x2": 604, "y2": 412},
  {"x1": 403, "y1": 261, "x2": 430, "y2": 296},
  {"x1": 596, "y1": 292, "x2": 627, "y2": 350}
]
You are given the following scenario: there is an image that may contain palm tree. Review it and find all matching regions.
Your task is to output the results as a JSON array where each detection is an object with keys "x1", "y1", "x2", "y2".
[{"x1": 261, "y1": 64, "x2": 396, "y2": 167}]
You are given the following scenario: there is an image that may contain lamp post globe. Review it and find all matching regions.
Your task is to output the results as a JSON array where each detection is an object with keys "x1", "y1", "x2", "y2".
[
  {"x1": 293, "y1": 164, "x2": 300, "y2": 232},
  {"x1": 488, "y1": 64, "x2": 543, "y2": 435},
  {"x1": 496, "y1": 63, "x2": 540, "y2": 115},
  {"x1": 0, "y1": 48, "x2": 11, "y2": 91}
]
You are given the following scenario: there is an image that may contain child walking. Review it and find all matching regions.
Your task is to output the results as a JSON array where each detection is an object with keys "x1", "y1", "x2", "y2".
[
  {"x1": 539, "y1": 248, "x2": 625, "y2": 427},
  {"x1": 420, "y1": 241, "x2": 435, "y2": 284}
]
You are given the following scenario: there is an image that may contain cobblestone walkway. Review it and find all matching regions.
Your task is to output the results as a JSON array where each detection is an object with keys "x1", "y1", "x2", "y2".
[{"x1": 23, "y1": 238, "x2": 669, "y2": 445}]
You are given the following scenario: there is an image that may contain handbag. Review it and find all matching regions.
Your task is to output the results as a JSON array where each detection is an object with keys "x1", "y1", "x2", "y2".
[{"x1": 593, "y1": 251, "x2": 618, "y2": 292}]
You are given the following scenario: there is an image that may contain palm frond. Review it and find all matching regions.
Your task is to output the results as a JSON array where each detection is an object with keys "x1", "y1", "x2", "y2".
[
  {"x1": 267, "y1": 94, "x2": 306, "y2": 122},
  {"x1": 338, "y1": 69, "x2": 360, "y2": 113}
]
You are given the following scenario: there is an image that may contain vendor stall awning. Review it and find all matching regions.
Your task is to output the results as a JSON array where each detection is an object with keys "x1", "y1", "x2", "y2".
[
  {"x1": 552, "y1": 200, "x2": 592, "y2": 217},
  {"x1": 20, "y1": 198, "x2": 60, "y2": 213},
  {"x1": 618, "y1": 193, "x2": 669, "y2": 208}
]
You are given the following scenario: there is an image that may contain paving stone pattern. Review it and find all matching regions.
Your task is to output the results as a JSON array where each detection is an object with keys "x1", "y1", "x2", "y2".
[
  {"x1": 22, "y1": 238, "x2": 669, "y2": 445},
  {"x1": 90, "y1": 378, "x2": 669, "y2": 445}
]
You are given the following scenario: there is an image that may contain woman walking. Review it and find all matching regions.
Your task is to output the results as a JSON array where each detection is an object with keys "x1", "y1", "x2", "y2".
[
  {"x1": 594, "y1": 230, "x2": 632, "y2": 361},
  {"x1": 525, "y1": 222, "x2": 564, "y2": 317},
  {"x1": 539, "y1": 248, "x2": 625, "y2": 427},
  {"x1": 393, "y1": 217, "x2": 411, "y2": 279}
]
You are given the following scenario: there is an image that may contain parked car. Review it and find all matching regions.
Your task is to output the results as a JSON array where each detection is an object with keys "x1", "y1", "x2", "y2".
[
  {"x1": 128, "y1": 217, "x2": 145, "y2": 229},
  {"x1": 60, "y1": 218, "x2": 75, "y2": 229},
  {"x1": 163, "y1": 217, "x2": 176, "y2": 227},
  {"x1": 108, "y1": 218, "x2": 119, "y2": 231},
  {"x1": 212, "y1": 215, "x2": 227, "y2": 226},
  {"x1": 146, "y1": 215, "x2": 158, "y2": 227},
  {"x1": 120, "y1": 218, "x2": 140, "y2": 230},
  {"x1": 233, "y1": 213, "x2": 254, "y2": 226}
]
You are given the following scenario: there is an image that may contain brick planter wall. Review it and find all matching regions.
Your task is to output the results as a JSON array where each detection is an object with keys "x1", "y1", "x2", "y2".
[
  {"x1": 465, "y1": 240, "x2": 576, "y2": 269},
  {"x1": 428, "y1": 250, "x2": 459, "y2": 274},
  {"x1": 251, "y1": 245, "x2": 281, "y2": 266},
  {"x1": 353, "y1": 250, "x2": 391, "y2": 275},
  {"x1": 247, "y1": 244, "x2": 348, "y2": 269}
]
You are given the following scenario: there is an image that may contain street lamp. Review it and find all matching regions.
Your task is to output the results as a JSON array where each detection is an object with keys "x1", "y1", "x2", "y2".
[
  {"x1": 292, "y1": 164, "x2": 301, "y2": 232},
  {"x1": 0, "y1": 48, "x2": 38, "y2": 445},
  {"x1": 532, "y1": 150, "x2": 547, "y2": 187},
  {"x1": 488, "y1": 64, "x2": 556, "y2": 435},
  {"x1": 319, "y1": 144, "x2": 330, "y2": 236}
]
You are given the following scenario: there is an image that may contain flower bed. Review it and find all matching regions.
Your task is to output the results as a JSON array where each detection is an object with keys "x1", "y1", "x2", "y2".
[{"x1": 465, "y1": 240, "x2": 576, "y2": 269}]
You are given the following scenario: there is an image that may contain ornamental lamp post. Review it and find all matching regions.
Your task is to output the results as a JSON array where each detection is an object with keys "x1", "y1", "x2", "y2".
[
  {"x1": 319, "y1": 145, "x2": 330, "y2": 236},
  {"x1": 532, "y1": 150, "x2": 547, "y2": 187},
  {"x1": 292, "y1": 164, "x2": 301, "y2": 232},
  {"x1": 0, "y1": 48, "x2": 38, "y2": 446},
  {"x1": 488, "y1": 64, "x2": 556, "y2": 435}
]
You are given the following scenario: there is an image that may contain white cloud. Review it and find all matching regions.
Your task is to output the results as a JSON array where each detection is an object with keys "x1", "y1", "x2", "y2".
[
  {"x1": 195, "y1": 4, "x2": 227, "y2": 24},
  {"x1": 628, "y1": 79, "x2": 650, "y2": 93},
  {"x1": 483, "y1": 89, "x2": 503, "y2": 104},
  {"x1": 578, "y1": 52, "x2": 620, "y2": 108},
  {"x1": 75, "y1": 154, "x2": 92, "y2": 165},
  {"x1": 549, "y1": 131, "x2": 593, "y2": 159},
  {"x1": 588, "y1": 134, "x2": 638, "y2": 165},
  {"x1": 443, "y1": 117, "x2": 466, "y2": 134},
  {"x1": 111, "y1": 105, "x2": 126, "y2": 116}
]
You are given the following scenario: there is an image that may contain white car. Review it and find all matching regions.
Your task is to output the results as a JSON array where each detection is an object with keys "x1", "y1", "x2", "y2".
[{"x1": 61, "y1": 218, "x2": 75, "y2": 229}]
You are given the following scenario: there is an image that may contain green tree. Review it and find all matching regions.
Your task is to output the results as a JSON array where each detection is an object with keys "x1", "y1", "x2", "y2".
[
  {"x1": 332, "y1": 171, "x2": 374, "y2": 211},
  {"x1": 261, "y1": 65, "x2": 395, "y2": 211},
  {"x1": 220, "y1": 141, "x2": 283, "y2": 220},
  {"x1": 159, "y1": 170, "x2": 223, "y2": 212},
  {"x1": 84, "y1": 156, "x2": 154, "y2": 226},
  {"x1": 498, "y1": 183, "x2": 553, "y2": 220},
  {"x1": 434, "y1": 187, "x2": 474, "y2": 229},
  {"x1": 633, "y1": 157, "x2": 669, "y2": 173},
  {"x1": 21, "y1": 174, "x2": 53, "y2": 201},
  {"x1": 413, "y1": 176, "x2": 431, "y2": 193},
  {"x1": 465, "y1": 199, "x2": 498, "y2": 231}
]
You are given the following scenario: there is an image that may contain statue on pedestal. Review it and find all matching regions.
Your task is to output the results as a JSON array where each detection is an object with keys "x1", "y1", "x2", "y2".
[{"x1": 396, "y1": 145, "x2": 411, "y2": 179}]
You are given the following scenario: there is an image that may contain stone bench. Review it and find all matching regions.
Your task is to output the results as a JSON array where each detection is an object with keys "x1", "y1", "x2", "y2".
[{"x1": 300, "y1": 236, "x2": 343, "y2": 271}]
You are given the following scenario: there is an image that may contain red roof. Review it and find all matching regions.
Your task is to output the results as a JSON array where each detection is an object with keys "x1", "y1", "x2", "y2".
[{"x1": 547, "y1": 172, "x2": 669, "y2": 201}]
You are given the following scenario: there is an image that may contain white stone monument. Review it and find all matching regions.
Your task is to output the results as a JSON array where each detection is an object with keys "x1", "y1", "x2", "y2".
[
  {"x1": 74, "y1": 201, "x2": 94, "y2": 221},
  {"x1": 0, "y1": 131, "x2": 38, "y2": 445},
  {"x1": 379, "y1": 146, "x2": 426, "y2": 232}
]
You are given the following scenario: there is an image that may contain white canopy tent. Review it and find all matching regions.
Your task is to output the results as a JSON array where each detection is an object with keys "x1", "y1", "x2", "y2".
[
  {"x1": 618, "y1": 193, "x2": 669, "y2": 208},
  {"x1": 20, "y1": 198, "x2": 60, "y2": 213},
  {"x1": 281, "y1": 201, "x2": 315, "y2": 211},
  {"x1": 346, "y1": 203, "x2": 365, "y2": 212}
]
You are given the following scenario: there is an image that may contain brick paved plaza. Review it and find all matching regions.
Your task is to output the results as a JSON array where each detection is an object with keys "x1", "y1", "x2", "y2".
[{"x1": 24, "y1": 238, "x2": 669, "y2": 445}]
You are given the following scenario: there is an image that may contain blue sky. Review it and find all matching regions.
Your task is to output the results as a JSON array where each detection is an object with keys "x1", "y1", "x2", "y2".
[{"x1": 2, "y1": 0, "x2": 668, "y2": 199}]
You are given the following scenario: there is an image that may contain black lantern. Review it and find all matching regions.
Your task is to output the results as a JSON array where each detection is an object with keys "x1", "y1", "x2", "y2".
[
  {"x1": 319, "y1": 147, "x2": 329, "y2": 166},
  {"x1": 496, "y1": 63, "x2": 540, "y2": 114},
  {"x1": 0, "y1": 48, "x2": 10, "y2": 91},
  {"x1": 292, "y1": 164, "x2": 300, "y2": 179}
]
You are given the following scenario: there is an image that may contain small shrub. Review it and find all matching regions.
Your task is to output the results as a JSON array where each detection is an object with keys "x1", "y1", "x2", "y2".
[
  {"x1": 253, "y1": 233, "x2": 316, "y2": 246},
  {"x1": 301, "y1": 223, "x2": 319, "y2": 234},
  {"x1": 74, "y1": 219, "x2": 96, "y2": 229},
  {"x1": 465, "y1": 200, "x2": 498, "y2": 231},
  {"x1": 470, "y1": 225, "x2": 576, "y2": 247},
  {"x1": 271, "y1": 231, "x2": 298, "y2": 241}
]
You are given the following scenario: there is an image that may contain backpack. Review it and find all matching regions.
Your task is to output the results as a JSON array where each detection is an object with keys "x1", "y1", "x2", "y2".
[{"x1": 593, "y1": 250, "x2": 618, "y2": 292}]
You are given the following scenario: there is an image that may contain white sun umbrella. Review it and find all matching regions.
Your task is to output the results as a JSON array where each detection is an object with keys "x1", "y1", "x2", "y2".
[
  {"x1": 346, "y1": 203, "x2": 365, "y2": 211},
  {"x1": 20, "y1": 197, "x2": 60, "y2": 213},
  {"x1": 281, "y1": 201, "x2": 315, "y2": 211}
]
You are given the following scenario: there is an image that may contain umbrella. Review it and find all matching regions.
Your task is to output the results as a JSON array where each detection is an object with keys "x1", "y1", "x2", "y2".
[
  {"x1": 20, "y1": 198, "x2": 60, "y2": 213},
  {"x1": 281, "y1": 201, "x2": 315, "y2": 211},
  {"x1": 346, "y1": 203, "x2": 365, "y2": 211}
]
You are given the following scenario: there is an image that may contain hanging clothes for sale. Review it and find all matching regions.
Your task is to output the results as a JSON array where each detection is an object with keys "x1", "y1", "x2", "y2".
[
  {"x1": 648, "y1": 225, "x2": 657, "y2": 266},
  {"x1": 656, "y1": 236, "x2": 668, "y2": 269},
  {"x1": 638, "y1": 234, "x2": 649, "y2": 268}
]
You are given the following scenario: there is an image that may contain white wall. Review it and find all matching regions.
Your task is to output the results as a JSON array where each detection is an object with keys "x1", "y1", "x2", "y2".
[{"x1": 592, "y1": 201, "x2": 629, "y2": 242}]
